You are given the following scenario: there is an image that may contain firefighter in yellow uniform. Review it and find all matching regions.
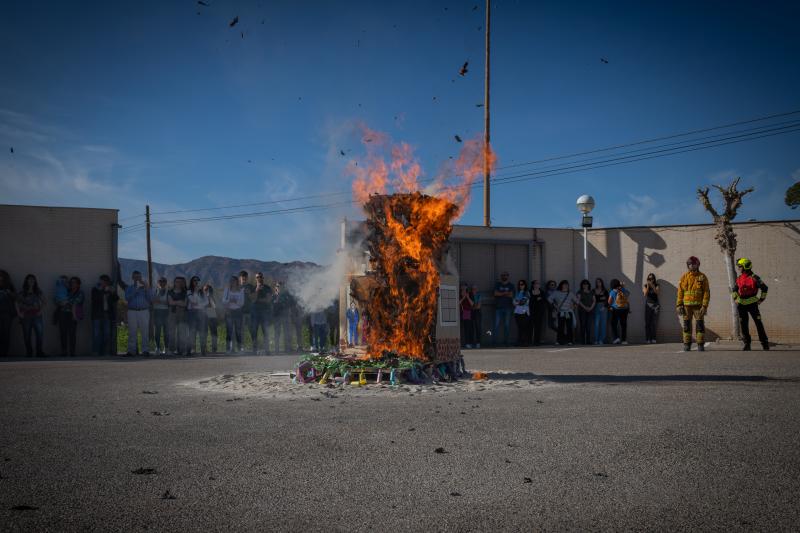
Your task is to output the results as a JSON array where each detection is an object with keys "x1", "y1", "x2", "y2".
[{"x1": 676, "y1": 256, "x2": 710, "y2": 351}]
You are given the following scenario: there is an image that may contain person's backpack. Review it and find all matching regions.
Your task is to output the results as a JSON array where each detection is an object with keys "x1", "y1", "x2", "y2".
[
  {"x1": 738, "y1": 275, "x2": 759, "y2": 298},
  {"x1": 614, "y1": 289, "x2": 629, "y2": 309}
]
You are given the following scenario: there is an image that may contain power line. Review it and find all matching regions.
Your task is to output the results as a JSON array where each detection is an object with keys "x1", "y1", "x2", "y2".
[
  {"x1": 136, "y1": 123, "x2": 800, "y2": 229},
  {"x1": 490, "y1": 124, "x2": 800, "y2": 187},
  {"x1": 141, "y1": 108, "x2": 800, "y2": 218},
  {"x1": 496, "y1": 108, "x2": 800, "y2": 171}
]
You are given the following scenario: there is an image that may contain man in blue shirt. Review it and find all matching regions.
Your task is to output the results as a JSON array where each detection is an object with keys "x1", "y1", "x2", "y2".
[
  {"x1": 493, "y1": 272, "x2": 514, "y2": 346},
  {"x1": 124, "y1": 270, "x2": 152, "y2": 356}
]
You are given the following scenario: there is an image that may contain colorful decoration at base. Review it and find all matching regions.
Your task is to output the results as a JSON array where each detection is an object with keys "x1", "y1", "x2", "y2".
[{"x1": 471, "y1": 371, "x2": 488, "y2": 381}]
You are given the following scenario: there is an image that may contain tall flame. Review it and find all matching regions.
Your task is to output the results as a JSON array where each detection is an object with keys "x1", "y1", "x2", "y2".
[{"x1": 348, "y1": 127, "x2": 497, "y2": 360}]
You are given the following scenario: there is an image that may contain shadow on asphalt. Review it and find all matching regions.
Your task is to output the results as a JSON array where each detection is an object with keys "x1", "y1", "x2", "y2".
[{"x1": 486, "y1": 371, "x2": 794, "y2": 383}]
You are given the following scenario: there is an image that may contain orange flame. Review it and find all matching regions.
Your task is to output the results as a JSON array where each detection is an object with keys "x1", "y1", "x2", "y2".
[{"x1": 348, "y1": 127, "x2": 497, "y2": 360}]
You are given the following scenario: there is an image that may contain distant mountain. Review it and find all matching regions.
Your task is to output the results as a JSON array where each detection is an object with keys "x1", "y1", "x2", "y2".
[{"x1": 118, "y1": 256, "x2": 322, "y2": 289}]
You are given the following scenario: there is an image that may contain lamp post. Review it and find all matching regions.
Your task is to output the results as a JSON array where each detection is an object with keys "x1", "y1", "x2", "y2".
[{"x1": 576, "y1": 195, "x2": 595, "y2": 280}]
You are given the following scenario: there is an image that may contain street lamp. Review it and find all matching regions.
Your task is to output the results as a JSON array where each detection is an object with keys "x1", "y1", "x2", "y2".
[{"x1": 577, "y1": 195, "x2": 595, "y2": 280}]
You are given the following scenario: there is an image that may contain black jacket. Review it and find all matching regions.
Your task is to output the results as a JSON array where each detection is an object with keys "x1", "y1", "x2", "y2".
[{"x1": 91, "y1": 285, "x2": 118, "y2": 320}]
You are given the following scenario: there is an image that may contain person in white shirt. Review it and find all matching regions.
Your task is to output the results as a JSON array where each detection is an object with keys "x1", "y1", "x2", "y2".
[{"x1": 222, "y1": 276, "x2": 244, "y2": 353}]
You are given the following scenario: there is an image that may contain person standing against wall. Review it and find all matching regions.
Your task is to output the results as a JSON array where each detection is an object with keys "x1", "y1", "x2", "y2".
[
  {"x1": 513, "y1": 279, "x2": 530, "y2": 346},
  {"x1": 222, "y1": 276, "x2": 244, "y2": 353},
  {"x1": 732, "y1": 257, "x2": 769, "y2": 351},
  {"x1": 576, "y1": 279, "x2": 595, "y2": 345},
  {"x1": 593, "y1": 278, "x2": 609, "y2": 344},
  {"x1": 0, "y1": 270, "x2": 16, "y2": 357},
  {"x1": 16, "y1": 274, "x2": 45, "y2": 357},
  {"x1": 608, "y1": 279, "x2": 630, "y2": 345},
  {"x1": 529, "y1": 280, "x2": 547, "y2": 346},
  {"x1": 124, "y1": 271, "x2": 151, "y2": 356},
  {"x1": 643, "y1": 274, "x2": 660, "y2": 344},
  {"x1": 470, "y1": 285, "x2": 482, "y2": 349},
  {"x1": 493, "y1": 272, "x2": 514, "y2": 347},
  {"x1": 545, "y1": 280, "x2": 559, "y2": 341},
  {"x1": 151, "y1": 277, "x2": 170, "y2": 355},
  {"x1": 676, "y1": 256, "x2": 710, "y2": 352},
  {"x1": 91, "y1": 274, "x2": 117, "y2": 356},
  {"x1": 549, "y1": 280, "x2": 578, "y2": 346},
  {"x1": 59, "y1": 277, "x2": 85, "y2": 357}
]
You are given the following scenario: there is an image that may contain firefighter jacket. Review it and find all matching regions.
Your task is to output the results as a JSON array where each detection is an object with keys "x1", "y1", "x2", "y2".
[
  {"x1": 732, "y1": 271, "x2": 768, "y2": 305},
  {"x1": 677, "y1": 270, "x2": 710, "y2": 307}
]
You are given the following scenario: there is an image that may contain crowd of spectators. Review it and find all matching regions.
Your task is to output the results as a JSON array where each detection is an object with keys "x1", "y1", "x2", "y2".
[
  {"x1": 458, "y1": 271, "x2": 661, "y2": 348},
  {"x1": 0, "y1": 269, "x2": 337, "y2": 357}
]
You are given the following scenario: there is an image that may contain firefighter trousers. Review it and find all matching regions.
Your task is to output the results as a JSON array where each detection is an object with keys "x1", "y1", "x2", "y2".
[
  {"x1": 681, "y1": 305, "x2": 705, "y2": 345},
  {"x1": 737, "y1": 302, "x2": 768, "y2": 346}
]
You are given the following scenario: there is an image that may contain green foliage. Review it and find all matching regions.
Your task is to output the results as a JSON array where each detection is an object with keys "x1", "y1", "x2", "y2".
[
  {"x1": 115, "y1": 322, "x2": 312, "y2": 354},
  {"x1": 786, "y1": 181, "x2": 800, "y2": 209},
  {"x1": 299, "y1": 352, "x2": 422, "y2": 376}
]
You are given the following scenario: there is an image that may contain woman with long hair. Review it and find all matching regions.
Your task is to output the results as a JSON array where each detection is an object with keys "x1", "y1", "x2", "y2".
[
  {"x1": 513, "y1": 279, "x2": 530, "y2": 346},
  {"x1": 576, "y1": 279, "x2": 595, "y2": 345},
  {"x1": 16, "y1": 274, "x2": 45, "y2": 357},
  {"x1": 643, "y1": 273, "x2": 660, "y2": 343},
  {"x1": 528, "y1": 280, "x2": 547, "y2": 346},
  {"x1": 548, "y1": 280, "x2": 578, "y2": 346},
  {"x1": 593, "y1": 278, "x2": 609, "y2": 344},
  {"x1": 186, "y1": 276, "x2": 208, "y2": 356},
  {"x1": 0, "y1": 270, "x2": 16, "y2": 357}
]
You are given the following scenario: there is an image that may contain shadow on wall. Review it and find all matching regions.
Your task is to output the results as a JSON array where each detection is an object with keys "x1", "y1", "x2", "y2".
[{"x1": 598, "y1": 227, "x2": 720, "y2": 343}]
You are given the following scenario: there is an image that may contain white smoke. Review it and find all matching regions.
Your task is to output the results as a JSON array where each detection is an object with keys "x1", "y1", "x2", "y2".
[{"x1": 286, "y1": 248, "x2": 349, "y2": 314}]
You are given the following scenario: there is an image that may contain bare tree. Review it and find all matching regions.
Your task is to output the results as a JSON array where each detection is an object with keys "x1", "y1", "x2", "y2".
[{"x1": 697, "y1": 177, "x2": 754, "y2": 340}]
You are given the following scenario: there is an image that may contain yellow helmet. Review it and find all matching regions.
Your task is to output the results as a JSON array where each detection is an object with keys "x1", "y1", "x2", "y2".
[{"x1": 737, "y1": 257, "x2": 752, "y2": 270}]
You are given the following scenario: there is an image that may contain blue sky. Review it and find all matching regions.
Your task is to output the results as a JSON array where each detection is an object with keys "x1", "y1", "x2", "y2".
[{"x1": 1, "y1": 0, "x2": 798, "y2": 264}]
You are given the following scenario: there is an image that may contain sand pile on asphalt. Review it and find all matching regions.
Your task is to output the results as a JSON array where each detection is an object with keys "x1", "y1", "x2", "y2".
[{"x1": 185, "y1": 371, "x2": 548, "y2": 399}]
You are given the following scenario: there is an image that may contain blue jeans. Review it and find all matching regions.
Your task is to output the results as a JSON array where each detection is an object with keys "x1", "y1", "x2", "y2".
[
  {"x1": 593, "y1": 306, "x2": 607, "y2": 343},
  {"x1": 312, "y1": 324, "x2": 327, "y2": 351},
  {"x1": 92, "y1": 318, "x2": 111, "y2": 355},
  {"x1": 493, "y1": 307, "x2": 512, "y2": 345},
  {"x1": 21, "y1": 316, "x2": 44, "y2": 356}
]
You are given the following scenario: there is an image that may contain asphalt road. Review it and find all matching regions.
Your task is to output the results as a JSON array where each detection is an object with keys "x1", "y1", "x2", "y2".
[{"x1": 2, "y1": 343, "x2": 799, "y2": 531}]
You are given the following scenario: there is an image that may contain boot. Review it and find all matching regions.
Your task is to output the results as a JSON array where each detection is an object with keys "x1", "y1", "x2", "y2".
[
  {"x1": 697, "y1": 344, "x2": 704, "y2": 352},
  {"x1": 682, "y1": 343, "x2": 691, "y2": 352},
  {"x1": 743, "y1": 343, "x2": 751, "y2": 351},
  {"x1": 762, "y1": 343, "x2": 770, "y2": 351}
]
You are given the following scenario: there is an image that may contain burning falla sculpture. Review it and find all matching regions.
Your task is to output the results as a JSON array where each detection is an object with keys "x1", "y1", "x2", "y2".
[
  {"x1": 353, "y1": 192, "x2": 458, "y2": 360},
  {"x1": 346, "y1": 128, "x2": 496, "y2": 363}
]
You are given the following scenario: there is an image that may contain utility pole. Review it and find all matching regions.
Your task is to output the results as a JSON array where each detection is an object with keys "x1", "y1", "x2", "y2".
[
  {"x1": 145, "y1": 205, "x2": 153, "y2": 285},
  {"x1": 483, "y1": 0, "x2": 491, "y2": 227}
]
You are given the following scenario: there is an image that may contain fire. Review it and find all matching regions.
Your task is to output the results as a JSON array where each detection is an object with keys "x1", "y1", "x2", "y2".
[{"x1": 349, "y1": 128, "x2": 496, "y2": 360}]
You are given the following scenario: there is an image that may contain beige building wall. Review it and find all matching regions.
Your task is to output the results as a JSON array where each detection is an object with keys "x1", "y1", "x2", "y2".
[
  {"x1": 0, "y1": 205, "x2": 119, "y2": 355},
  {"x1": 451, "y1": 220, "x2": 800, "y2": 344}
]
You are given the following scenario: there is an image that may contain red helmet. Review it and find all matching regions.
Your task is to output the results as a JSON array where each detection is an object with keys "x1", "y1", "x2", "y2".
[{"x1": 686, "y1": 256, "x2": 700, "y2": 267}]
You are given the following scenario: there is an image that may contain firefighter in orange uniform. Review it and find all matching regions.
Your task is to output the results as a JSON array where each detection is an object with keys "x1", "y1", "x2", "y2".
[
  {"x1": 731, "y1": 257, "x2": 769, "y2": 351},
  {"x1": 676, "y1": 256, "x2": 710, "y2": 352}
]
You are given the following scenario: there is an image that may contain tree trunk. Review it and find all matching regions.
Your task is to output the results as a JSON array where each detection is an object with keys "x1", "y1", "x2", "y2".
[{"x1": 723, "y1": 251, "x2": 741, "y2": 340}]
